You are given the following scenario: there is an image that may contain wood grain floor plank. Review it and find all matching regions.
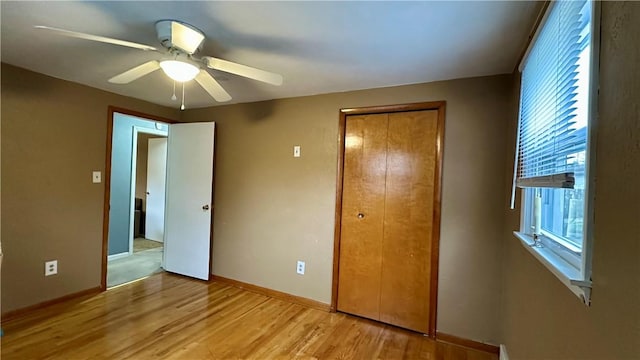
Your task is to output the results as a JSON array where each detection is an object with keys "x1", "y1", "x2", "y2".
[{"x1": 1, "y1": 273, "x2": 497, "y2": 360}]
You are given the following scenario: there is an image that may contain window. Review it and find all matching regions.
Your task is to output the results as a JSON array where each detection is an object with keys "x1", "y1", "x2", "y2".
[{"x1": 513, "y1": 0, "x2": 598, "y2": 304}]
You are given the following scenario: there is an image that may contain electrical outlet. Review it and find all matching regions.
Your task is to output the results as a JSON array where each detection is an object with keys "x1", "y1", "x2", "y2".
[
  {"x1": 296, "y1": 260, "x2": 305, "y2": 275},
  {"x1": 45, "y1": 260, "x2": 58, "y2": 276}
]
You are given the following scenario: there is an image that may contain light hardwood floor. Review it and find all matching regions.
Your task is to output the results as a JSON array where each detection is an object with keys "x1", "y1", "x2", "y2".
[{"x1": 1, "y1": 273, "x2": 497, "y2": 359}]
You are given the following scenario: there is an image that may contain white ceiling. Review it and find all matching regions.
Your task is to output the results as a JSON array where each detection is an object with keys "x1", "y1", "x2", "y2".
[{"x1": 1, "y1": 1, "x2": 539, "y2": 109}]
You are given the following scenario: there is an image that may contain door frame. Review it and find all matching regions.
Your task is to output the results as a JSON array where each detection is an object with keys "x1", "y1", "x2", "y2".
[
  {"x1": 128, "y1": 127, "x2": 168, "y2": 254},
  {"x1": 101, "y1": 106, "x2": 176, "y2": 291},
  {"x1": 331, "y1": 101, "x2": 446, "y2": 337}
]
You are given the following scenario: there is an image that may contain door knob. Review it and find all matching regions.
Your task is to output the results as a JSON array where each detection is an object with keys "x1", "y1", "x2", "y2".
[
  {"x1": 357, "y1": 213, "x2": 365, "y2": 219},
  {"x1": 202, "y1": 205, "x2": 210, "y2": 211}
]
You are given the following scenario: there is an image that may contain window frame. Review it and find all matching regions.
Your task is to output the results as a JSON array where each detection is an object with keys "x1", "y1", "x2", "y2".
[{"x1": 513, "y1": 0, "x2": 600, "y2": 306}]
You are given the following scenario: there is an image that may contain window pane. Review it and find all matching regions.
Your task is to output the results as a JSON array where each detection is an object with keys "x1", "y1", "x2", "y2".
[
  {"x1": 541, "y1": 189, "x2": 584, "y2": 248},
  {"x1": 537, "y1": 37, "x2": 590, "y2": 250},
  {"x1": 540, "y1": 168, "x2": 585, "y2": 249}
]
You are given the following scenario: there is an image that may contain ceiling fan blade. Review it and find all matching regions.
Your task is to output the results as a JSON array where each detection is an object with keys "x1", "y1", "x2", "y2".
[
  {"x1": 34, "y1": 25, "x2": 157, "y2": 51},
  {"x1": 204, "y1": 57, "x2": 283, "y2": 86},
  {"x1": 195, "y1": 70, "x2": 232, "y2": 102},
  {"x1": 109, "y1": 61, "x2": 160, "y2": 84}
]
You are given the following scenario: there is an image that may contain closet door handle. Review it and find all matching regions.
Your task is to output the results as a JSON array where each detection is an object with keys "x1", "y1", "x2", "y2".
[{"x1": 357, "y1": 213, "x2": 365, "y2": 219}]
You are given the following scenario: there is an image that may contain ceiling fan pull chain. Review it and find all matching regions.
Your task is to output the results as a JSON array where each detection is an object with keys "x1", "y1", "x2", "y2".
[
  {"x1": 180, "y1": 82, "x2": 186, "y2": 110},
  {"x1": 171, "y1": 80, "x2": 177, "y2": 101}
]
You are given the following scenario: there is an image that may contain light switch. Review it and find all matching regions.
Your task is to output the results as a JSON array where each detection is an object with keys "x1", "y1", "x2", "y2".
[
  {"x1": 293, "y1": 145, "x2": 301, "y2": 158},
  {"x1": 92, "y1": 171, "x2": 102, "y2": 183}
]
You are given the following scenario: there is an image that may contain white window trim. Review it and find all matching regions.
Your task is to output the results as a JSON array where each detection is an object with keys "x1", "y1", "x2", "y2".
[
  {"x1": 513, "y1": 0, "x2": 601, "y2": 306},
  {"x1": 514, "y1": 232, "x2": 592, "y2": 303}
]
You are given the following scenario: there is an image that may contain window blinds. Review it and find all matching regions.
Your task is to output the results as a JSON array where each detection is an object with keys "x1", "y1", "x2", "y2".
[{"x1": 515, "y1": 0, "x2": 591, "y2": 189}]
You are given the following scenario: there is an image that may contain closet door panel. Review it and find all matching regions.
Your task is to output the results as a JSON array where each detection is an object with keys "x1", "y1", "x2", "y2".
[
  {"x1": 379, "y1": 110, "x2": 438, "y2": 333},
  {"x1": 337, "y1": 114, "x2": 388, "y2": 320}
]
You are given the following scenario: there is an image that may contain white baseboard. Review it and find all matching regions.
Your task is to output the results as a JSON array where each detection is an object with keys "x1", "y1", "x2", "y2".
[
  {"x1": 108, "y1": 252, "x2": 130, "y2": 261},
  {"x1": 500, "y1": 344, "x2": 509, "y2": 360}
]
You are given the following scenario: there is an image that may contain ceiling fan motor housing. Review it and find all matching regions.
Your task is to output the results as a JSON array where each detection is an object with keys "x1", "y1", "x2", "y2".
[{"x1": 155, "y1": 20, "x2": 205, "y2": 54}]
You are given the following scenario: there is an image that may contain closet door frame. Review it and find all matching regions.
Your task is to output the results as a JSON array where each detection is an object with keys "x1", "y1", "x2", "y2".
[{"x1": 331, "y1": 101, "x2": 446, "y2": 337}]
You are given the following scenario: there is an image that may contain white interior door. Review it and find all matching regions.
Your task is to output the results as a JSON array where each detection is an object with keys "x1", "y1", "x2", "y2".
[
  {"x1": 145, "y1": 137, "x2": 167, "y2": 242},
  {"x1": 164, "y1": 122, "x2": 215, "y2": 280}
]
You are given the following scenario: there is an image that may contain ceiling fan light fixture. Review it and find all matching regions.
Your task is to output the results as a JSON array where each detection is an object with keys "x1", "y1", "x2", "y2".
[{"x1": 159, "y1": 60, "x2": 199, "y2": 82}]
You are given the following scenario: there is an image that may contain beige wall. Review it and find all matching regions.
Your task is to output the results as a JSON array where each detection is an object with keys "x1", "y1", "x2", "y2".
[
  {"x1": 1, "y1": 64, "x2": 179, "y2": 313},
  {"x1": 183, "y1": 75, "x2": 512, "y2": 343},
  {"x1": 500, "y1": 2, "x2": 640, "y2": 358}
]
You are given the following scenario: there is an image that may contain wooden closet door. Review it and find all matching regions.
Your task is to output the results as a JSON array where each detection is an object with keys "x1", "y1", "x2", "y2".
[
  {"x1": 379, "y1": 110, "x2": 438, "y2": 333},
  {"x1": 337, "y1": 113, "x2": 388, "y2": 320}
]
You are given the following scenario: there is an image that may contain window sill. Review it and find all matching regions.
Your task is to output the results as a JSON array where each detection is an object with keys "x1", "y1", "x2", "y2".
[{"x1": 513, "y1": 232, "x2": 592, "y2": 305}]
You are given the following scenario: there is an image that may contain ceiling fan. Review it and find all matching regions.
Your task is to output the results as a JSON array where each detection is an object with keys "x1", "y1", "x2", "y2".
[{"x1": 35, "y1": 21, "x2": 283, "y2": 107}]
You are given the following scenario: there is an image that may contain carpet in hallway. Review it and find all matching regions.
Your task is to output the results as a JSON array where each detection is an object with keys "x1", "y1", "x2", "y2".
[
  {"x1": 134, "y1": 238, "x2": 163, "y2": 252},
  {"x1": 107, "y1": 247, "x2": 163, "y2": 288}
]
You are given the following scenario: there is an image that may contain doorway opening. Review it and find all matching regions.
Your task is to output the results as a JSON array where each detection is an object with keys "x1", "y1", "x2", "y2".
[
  {"x1": 104, "y1": 110, "x2": 170, "y2": 288},
  {"x1": 101, "y1": 107, "x2": 216, "y2": 291}
]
